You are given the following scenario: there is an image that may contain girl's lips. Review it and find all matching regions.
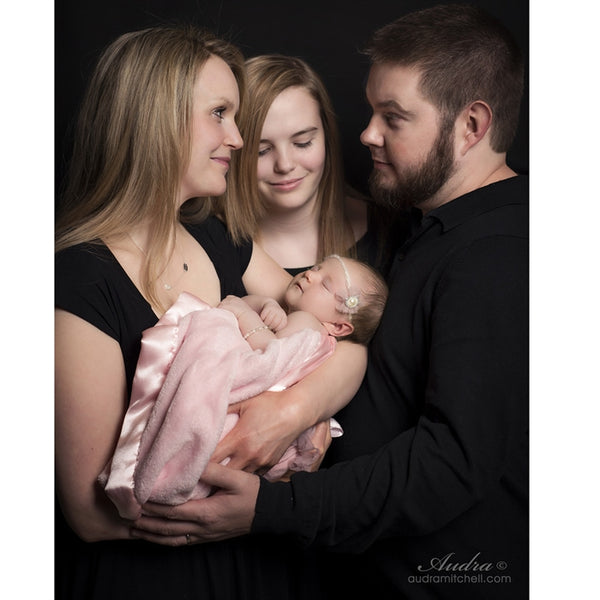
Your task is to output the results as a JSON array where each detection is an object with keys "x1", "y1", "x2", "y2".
[{"x1": 269, "y1": 176, "x2": 304, "y2": 191}]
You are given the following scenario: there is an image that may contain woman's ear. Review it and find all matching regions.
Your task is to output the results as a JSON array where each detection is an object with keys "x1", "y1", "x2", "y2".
[
  {"x1": 458, "y1": 100, "x2": 493, "y2": 155},
  {"x1": 323, "y1": 320, "x2": 354, "y2": 339}
]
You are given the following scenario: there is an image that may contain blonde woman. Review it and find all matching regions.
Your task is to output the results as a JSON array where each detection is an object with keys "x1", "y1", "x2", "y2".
[
  {"x1": 218, "y1": 54, "x2": 378, "y2": 275},
  {"x1": 55, "y1": 26, "x2": 364, "y2": 599}
]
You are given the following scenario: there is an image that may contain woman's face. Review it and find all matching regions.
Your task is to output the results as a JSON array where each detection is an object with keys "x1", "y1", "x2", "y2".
[
  {"x1": 180, "y1": 55, "x2": 243, "y2": 204},
  {"x1": 256, "y1": 86, "x2": 326, "y2": 214}
]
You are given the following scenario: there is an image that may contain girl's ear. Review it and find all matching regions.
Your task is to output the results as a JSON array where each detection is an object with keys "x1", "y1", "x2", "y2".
[{"x1": 323, "y1": 320, "x2": 354, "y2": 339}]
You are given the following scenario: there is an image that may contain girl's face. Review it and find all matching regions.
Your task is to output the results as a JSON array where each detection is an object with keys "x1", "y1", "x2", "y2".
[
  {"x1": 256, "y1": 86, "x2": 326, "y2": 214},
  {"x1": 180, "y1": 55, "x2": 243, "y2": 204}
]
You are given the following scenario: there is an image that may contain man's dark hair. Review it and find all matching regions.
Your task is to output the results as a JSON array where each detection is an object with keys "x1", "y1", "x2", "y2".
[{"x1": 364, "y1": 4, "x2": 524, "y2": 152}]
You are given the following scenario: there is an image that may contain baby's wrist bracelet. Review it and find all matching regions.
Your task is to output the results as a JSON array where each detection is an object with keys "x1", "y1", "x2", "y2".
[{"x1": 243, "y1": 325, "x2": 270, "y2": 340}]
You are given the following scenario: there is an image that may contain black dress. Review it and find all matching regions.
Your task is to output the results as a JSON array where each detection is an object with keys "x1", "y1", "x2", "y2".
[{"x1": 55, "y1": 216, "x2": 324, "y2": 600}]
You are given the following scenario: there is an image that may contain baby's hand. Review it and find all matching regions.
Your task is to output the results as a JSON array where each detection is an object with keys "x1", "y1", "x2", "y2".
[
  {"x1": 259, "y1": 299, "x2": 288, "y2": 332},
  {"x1": 218, "y1": 295, "x2": 251, "y2": 318}
]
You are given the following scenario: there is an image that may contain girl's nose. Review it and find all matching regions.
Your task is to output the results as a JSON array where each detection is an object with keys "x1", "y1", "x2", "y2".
[{"x1": 273, "y1": 149, "x2": 294, "y2": 174}]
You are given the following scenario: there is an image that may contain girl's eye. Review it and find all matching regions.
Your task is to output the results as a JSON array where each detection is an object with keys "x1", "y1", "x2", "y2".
[
  {"x1": 294, "y1": 140, "x2": 313, "y2": 149},
  {"x1": 213, "y1": 107, "x2": 225, "y2": 121},
  {"x1": 258, "y1": 146, "x2": 271, "y2": 157}
]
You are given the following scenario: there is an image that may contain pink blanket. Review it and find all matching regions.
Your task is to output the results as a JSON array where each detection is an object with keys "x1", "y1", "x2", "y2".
[{"x1": 101, "y1": 292, "x2": 339, "y2": 520}]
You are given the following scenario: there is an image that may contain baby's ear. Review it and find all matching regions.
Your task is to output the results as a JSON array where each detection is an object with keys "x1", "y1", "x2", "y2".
[{"x1": 323, "y1": 320, "x2": 354, "y2": 338}]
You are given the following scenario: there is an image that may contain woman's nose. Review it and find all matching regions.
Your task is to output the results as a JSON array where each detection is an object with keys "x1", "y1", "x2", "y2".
[{"x1": 226, "y1": 122, "x2": 244, "y2": 150}]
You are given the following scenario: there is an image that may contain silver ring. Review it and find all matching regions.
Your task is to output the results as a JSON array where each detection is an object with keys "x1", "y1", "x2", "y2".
[{"x1": 185, "y1": 533, "x2": 192, "y2": 545}]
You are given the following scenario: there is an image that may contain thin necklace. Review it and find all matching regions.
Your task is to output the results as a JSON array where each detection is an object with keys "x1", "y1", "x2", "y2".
[{"x1": 127, "y1": 232, "x2": 189, "y2": 291}]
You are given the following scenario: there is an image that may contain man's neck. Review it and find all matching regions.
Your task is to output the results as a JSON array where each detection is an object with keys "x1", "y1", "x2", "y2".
[{"x1": 419, "y1": 159, "x2": 517, "y2": 215}]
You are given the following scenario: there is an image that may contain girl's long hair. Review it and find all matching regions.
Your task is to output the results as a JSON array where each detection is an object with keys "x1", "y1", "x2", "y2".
[{"x1": 217, "y1": 54, "x2": 354, "y2": 260}]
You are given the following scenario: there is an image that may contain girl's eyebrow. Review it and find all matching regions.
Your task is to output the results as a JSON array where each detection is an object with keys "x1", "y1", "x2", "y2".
[
  {"x1": 291, "y1": 127, "x2": 318, "y2": 138},
  {"x1": 260, "y1": 126, "x2": 319, "y2": 145}
]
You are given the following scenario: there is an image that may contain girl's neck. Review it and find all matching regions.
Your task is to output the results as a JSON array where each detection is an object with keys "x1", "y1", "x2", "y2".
[{"x1": 256, "y1": 205, "x2": 320, "y2": 269}]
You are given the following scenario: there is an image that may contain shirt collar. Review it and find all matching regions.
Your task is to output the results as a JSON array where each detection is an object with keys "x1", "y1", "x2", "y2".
[{"x1": 423, "y1": 175, "x2": 529, "y2": 233}]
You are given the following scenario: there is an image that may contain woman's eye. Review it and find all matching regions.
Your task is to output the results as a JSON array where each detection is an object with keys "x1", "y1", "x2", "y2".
[
  {"x1": 294, "y1": 140, "x2": 313, "y2": 149},
  {"x1": 213, "y1": 107, "x2": 225, "y2": 121},
  {"x1": 258, "y1": 146, "x2": 271, "y2": 157}
]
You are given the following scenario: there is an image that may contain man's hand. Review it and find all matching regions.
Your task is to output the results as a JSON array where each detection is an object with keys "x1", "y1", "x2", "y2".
[{"x1": 130, "y1": 463, "x2": 260, "y2": 546}]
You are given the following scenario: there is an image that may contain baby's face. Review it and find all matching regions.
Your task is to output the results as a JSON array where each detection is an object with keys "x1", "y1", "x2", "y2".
[{"x1": 285, "y1": 257, "x2": 360, "y2": 323}]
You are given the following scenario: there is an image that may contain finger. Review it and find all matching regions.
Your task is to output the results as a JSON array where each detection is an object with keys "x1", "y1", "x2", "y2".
[
  {"x1": 140, "y1": 501, "x2": 202, "y2": 521},
  {"x1": 130, "y1": 529, "x2": 187, "y2": 547},
  {"x1": 212, "y1": 433, "x2": 240, "y2": 465},
  {"x1": 200, "y1": 461, "x2": 246, "y2": 490}
]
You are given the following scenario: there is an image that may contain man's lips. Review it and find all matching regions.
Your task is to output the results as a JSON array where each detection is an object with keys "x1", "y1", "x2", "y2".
[{"x1": 372, "y1": 158, "x2": 392, "y2": 169}]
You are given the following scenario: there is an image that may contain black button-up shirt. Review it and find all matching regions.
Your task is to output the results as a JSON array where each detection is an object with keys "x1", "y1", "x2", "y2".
[{"x1": 254, "y1": 176, "x2": 529, "y2": 599}]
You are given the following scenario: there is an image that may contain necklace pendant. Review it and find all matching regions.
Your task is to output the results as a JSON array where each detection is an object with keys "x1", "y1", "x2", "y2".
[{"x1": 163, "y1": 283, "x2": 172, "y2": 291}]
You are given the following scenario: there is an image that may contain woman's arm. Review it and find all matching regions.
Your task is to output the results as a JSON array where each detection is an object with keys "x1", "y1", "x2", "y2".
[
  {"x1": 55, "y1": 309, "x2": 132, "y2": 542},
  {"x1": 211, "y1": 339, "x2": 367, "y2": 472}
]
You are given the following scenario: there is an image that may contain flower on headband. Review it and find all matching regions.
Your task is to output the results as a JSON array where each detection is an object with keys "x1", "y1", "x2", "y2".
[
  {"x1": 328, "y1": 254, "x2": 361, "y2": 317},
  {"x1": 335, "y1": 289, "x2": 361, "y2": 316}
]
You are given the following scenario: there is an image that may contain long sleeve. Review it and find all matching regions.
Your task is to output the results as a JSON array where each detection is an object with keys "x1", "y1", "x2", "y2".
[{"x1": 252, "y1": 179, "x2": 528, "y2": 562}]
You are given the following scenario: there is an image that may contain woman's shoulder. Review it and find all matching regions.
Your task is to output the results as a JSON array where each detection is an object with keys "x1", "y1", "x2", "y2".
[{"x1": 55, "y1": 242, "x2": 115, "y2": 281}]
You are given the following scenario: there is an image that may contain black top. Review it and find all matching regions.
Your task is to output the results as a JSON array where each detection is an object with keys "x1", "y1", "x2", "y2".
[
  {"x1": 55, "y1": 216, "x2": 325, "y2": 600},
  {"x1": 283, "y1": 212, "x2": 402, "y2": 278},
  {"x1": 253, "y1": 177, "x2": 529, "y2": 599}
]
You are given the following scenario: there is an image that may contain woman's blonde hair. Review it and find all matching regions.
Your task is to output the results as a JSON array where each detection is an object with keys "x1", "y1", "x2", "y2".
[
  {"x1": 218, "y1": 54, "x2": 354, "y2": 260},
  {"x1": 55, "y1": 25, "x2": 245, "y2": 310}
]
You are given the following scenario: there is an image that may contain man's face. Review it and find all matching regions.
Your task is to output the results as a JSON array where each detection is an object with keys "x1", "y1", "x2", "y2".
[{"x1": 360, "y1": 63, "x2": 456, "y2": 211}]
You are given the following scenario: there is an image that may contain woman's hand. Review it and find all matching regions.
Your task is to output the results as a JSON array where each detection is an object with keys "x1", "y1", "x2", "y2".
[{"x1": 130, "y1": 463, "x2": 259, "y2": 546}]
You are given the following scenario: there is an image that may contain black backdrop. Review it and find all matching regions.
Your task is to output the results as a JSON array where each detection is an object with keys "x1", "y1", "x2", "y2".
[{"x1": 55, "y1": 0, "x2": 529, "y2": 197}]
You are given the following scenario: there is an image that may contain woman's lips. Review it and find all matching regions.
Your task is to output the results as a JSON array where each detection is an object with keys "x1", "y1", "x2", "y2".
[{"x1": 211, "y1": 156, "x2": 231, "y2": 170}]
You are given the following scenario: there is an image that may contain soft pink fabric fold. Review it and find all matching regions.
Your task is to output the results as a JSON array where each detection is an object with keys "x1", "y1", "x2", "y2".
[{"x1": 100, "y1": 292, "x2": 339, "y2": 519}]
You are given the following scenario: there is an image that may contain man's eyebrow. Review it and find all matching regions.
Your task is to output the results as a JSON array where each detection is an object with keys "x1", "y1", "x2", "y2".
[{"x1": 376, "y1": 100, "x2": 415, "y2": 118}]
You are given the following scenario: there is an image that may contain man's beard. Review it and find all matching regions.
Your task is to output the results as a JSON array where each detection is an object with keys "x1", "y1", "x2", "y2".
[{"x1": 368, "y1": 119, "x2": 456, "y2": 211}]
